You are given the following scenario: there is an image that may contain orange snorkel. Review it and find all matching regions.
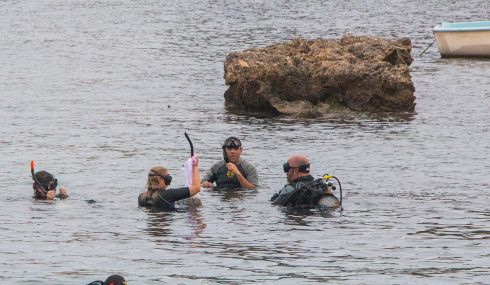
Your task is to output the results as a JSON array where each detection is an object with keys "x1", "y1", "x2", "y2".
[{"x1": 31, "y1": 160, "x2": 47, "y2": 195}]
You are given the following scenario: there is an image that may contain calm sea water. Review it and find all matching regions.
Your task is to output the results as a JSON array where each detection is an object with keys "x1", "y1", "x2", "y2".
[{"x1": 1, "y1": 1, "x2": 489, "y2": 284}]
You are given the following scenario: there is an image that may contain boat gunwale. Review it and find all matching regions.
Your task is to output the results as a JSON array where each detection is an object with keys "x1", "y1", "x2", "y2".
[
  {"x1": 433, "y1": 21, "x2": 490, "y2": 33},
  {"x1": 433, "y1": 27, "x2": 490, "y2": 33}
]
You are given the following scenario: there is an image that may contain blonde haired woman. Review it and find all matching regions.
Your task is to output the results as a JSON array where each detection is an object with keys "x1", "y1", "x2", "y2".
[{"x1": 138, "y1": 158, "x2": 200, "y2": 210}]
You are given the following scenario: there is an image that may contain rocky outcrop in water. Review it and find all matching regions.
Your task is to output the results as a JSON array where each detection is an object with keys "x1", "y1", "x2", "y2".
[{"x1": 224, "y1": 36, "x2": 416, "y2": 117}]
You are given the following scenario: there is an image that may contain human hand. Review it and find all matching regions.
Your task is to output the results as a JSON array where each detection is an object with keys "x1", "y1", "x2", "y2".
[
  {"x1": 192, "y1": 155, "x2": 199, "y2": 167},
  {"x1": 201, "y1": 181, "x2": 213, "y2": 188},
  {"x1": 59, "y1": 187, "x2": 68, "y2": 198},
  {"x1": 226, "y1": 163, "x2": 240, "y2": 175},
  {"x1": 46, "y1": 190, "x2": 56, "y2": 200}
]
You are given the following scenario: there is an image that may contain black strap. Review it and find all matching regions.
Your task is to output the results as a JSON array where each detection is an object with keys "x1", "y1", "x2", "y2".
[
  {"x1": 185, "y1": 132, "x2": 194, "y2": 157},
  {"x1": 281, "y1": 179, "x2": 325, "y2": 206}
]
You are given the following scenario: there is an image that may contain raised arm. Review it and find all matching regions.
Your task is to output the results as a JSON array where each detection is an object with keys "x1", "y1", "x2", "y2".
[
  {"x1": 226, "y1": 162, "x2": 258, "y2": 189},
  {"x1": 188, "y1": 157, "x2": 201, "y2": 196}
]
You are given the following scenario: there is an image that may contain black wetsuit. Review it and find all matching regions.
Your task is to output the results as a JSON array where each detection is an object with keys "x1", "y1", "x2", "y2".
[
  {"x1": 271, "y1": 175, "x2": 340, "y2": 207},
  {"x1": 138, "y1": 187, "x2": 191, "y2": 210}
]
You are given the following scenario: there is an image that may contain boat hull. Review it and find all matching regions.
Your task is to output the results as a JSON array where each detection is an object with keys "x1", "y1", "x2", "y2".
[{"x1": 433, "y1": 21, "x2": 490, "y2": 58}]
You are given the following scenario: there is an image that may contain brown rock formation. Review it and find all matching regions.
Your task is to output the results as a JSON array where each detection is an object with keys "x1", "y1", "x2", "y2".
[{"x1": 224, "y1": 36, "x2": 416, "y2": 117}]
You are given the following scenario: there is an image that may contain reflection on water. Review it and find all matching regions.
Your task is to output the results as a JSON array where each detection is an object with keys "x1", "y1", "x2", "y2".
[
  {"x1": 184, "y1": 208, "x2": 207, "y2": 242},
  {"x1": 280, "y1": 205, "x2": 343, "y2": 224},
  {"x1": 1, "y1": 0, "x2": 489, "y2": 284},
  {"x1": 225, "y1": 108, "x2": 418, "y2": 125},
  {"x1": 208, "y1": 188, "x2": 258, "y2": 202},
  {"x1": 145, "y1": 210, "x2": 173, "y2": 238},
  {"x1": 144, "y1": 207, "x2": 207, "y2": 242}
]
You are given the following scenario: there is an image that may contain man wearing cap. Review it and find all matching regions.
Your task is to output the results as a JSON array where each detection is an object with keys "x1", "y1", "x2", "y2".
[{"x1": 201, "y1": 136, "x2": 258, "y2": 189}]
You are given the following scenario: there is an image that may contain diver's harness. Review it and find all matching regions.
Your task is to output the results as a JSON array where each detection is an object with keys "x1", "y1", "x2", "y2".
[{"x1": 273, "y1": 175, "x2": 342, "y2": 207}]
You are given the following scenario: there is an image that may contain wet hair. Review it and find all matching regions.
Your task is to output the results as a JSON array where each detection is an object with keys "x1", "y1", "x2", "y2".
[
  {"x1": 222, "y1": 136, "x2": 242, "y2": 149},
  {"x1": 33, "y1": 171, "x2": 57, "y2": 191},
  {"x1": 146, "y1": 166, "x2": 168, "y2": 191},
  {"x1": 104, "y1": 275, "x2": 127, "y2": 285}
]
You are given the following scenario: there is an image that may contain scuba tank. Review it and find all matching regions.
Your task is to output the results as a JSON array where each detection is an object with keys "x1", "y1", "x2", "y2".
[{"x1": 320, "y1": 174, "x2": 342, "y2": 206}]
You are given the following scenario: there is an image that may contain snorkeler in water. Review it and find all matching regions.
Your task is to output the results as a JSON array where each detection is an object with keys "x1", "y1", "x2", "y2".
[
  {"x1": 138, "y1": 158, "x2": 201, "y2": 210},
  {"x1": 201, "y1": 136, "x2": 258, "y2": 190},
  {"x1": 138, "y1": 133, "x2": 201, "y2": 210},
  {"x1": 31, "y1": 161, "x2": 68, "y2": 200}
]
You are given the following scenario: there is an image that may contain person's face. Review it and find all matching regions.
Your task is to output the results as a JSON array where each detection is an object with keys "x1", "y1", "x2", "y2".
[
  {"x1": 156, "y1": 173, "x2": 169, "y2": 190},
  {"x1": 33, "y1": 179, "x2": 57, "y2": 191},
  {"x1": 225, "y1": 146, "x2": 242, "y2": 163},
  {"x1": 47, "y1": 179, "x2": 57, "y2": 190},
  {"x1": 285, "y1": 160, "x2": 300, "y2": 183},
  {"x1": 286, "y1": 168, "x2": 299, "y2": 183}
]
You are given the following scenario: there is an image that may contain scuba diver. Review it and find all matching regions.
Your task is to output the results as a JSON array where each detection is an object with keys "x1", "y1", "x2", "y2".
[
  {"x1": 31, "y1": 161, "x2": 68, "y2": 200},
  {"x1": 201, "y1": 136, "x2": 258, "y2": 190},
  {"x1": 271, "y1": 155, "x2": 341, "y2": 208},
  {"x1": 138, "y1": 158, "x2": 201, "y2": 210}
]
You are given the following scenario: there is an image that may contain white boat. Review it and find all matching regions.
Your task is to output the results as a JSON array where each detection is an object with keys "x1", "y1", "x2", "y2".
[{"x1": 433, "y1": 21, "x2": 490, "y2": 58}]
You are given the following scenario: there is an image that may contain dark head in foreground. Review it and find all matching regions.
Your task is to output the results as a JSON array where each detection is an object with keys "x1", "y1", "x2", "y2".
[
  {"x1": 87, "y1": 274, "x2": 127, "y2": 285},
  {"x1": 104, "y1": 275, "x2": 127, "y2": 285},
  {"x1": 271, "y1": 155, "x2": 341, "y2": 208}
]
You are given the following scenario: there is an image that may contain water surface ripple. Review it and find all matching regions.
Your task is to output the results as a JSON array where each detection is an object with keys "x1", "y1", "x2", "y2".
[{"x1": 1, "y1": 0, "x2": 489, "y2": 284}]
